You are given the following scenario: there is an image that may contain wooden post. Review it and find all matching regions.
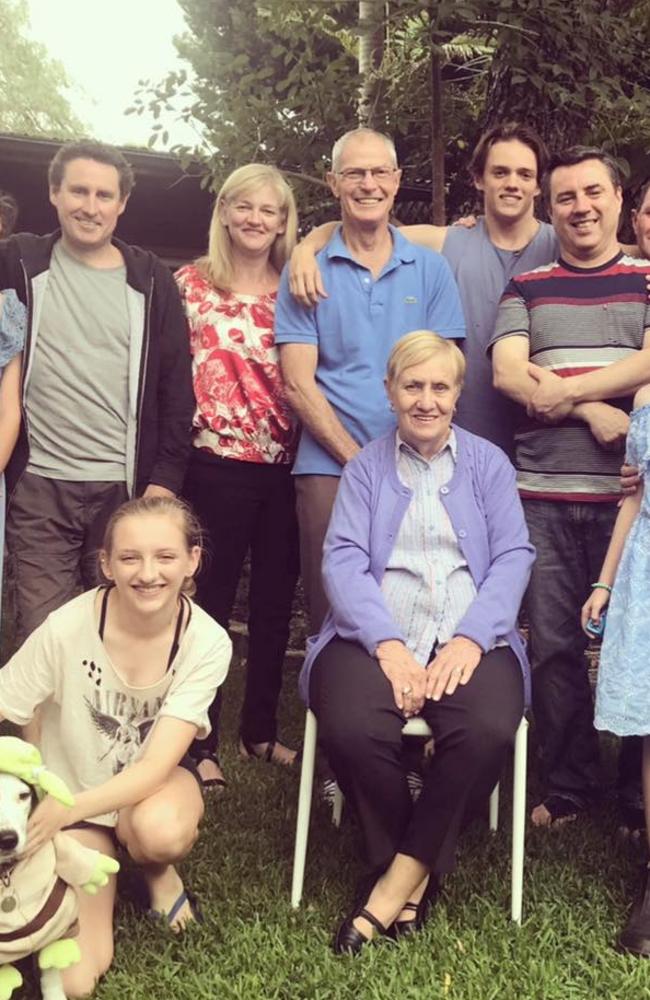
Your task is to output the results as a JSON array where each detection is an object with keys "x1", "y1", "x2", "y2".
[{"x1": 430, "y1": 18, "x2": 445, "y2": 224}]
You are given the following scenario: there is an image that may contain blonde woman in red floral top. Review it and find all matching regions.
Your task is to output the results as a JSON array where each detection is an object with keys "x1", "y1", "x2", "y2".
[{"x1": 176, "y1": 164, "x2": 300, "y2": 788}]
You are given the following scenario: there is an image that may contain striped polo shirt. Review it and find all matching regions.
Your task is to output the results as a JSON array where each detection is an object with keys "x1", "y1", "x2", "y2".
[{"x1": 490, "y1": 252, "x2": 650, "y2": 501}]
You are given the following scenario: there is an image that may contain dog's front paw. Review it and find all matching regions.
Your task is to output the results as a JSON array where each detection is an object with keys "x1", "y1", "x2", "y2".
[
  {"x1": 38, "y1": 938, "x2": 81, "y2": 971},
  {"x1": 81, "y1": 852, "x2": 120, "y2": 895},
  {"x1": 0, "y1": 964, "x2": 23, "y2": 999}
]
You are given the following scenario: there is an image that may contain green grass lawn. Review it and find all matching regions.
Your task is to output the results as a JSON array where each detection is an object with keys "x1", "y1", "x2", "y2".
[{"x1": 6, "y1": 629, "x2": 650, "y2": 1000}]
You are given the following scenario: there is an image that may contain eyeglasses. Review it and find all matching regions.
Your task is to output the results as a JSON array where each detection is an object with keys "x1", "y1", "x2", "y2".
[{"x1": 336, "y1": 167, "x2": 398, "y2": 182}]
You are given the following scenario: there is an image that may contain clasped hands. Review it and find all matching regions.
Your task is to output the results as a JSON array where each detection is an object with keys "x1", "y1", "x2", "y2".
[
  {"x1": 526, "y1": 365, "x2": 630, "y2": 451},
  {"x1": 525, "y1": 364, "x2": 574, "y2": 422},
  {"x1": 376, "y1": 637, "x2": 482, "y2": 716}
]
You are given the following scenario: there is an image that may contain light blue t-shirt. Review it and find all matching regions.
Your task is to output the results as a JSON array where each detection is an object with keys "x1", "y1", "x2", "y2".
[{"x1": 274, "y1": 225, "x2": 466, "y2": 476}]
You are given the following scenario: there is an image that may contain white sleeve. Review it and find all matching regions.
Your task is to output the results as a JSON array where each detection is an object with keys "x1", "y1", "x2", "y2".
[
  {"x1": 158, "y1": 617, "x2": 232, "y2": 739},
  {"x1": 0, "y1": 618, "x2": 59, "y2": 725}
]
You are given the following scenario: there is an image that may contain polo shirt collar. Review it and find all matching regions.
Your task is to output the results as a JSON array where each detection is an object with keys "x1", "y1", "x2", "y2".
[{"x1": 326, "y1": 224, "x2": 417, "y2": 266}]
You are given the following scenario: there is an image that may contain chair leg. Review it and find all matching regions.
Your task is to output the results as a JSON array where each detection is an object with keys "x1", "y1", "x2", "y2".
[
  {"x1": 331, "y1": 783, "x2": 343, "y2": 828},
  {"x1": 510, "y1": 716, "x2": 528, "y2": 924},
  {"x1": 489, "y1": 782, "x2": 500, "y2": 833},
  {"x1": 291, "y1": 709, "x2": 318, "y2": 909}
]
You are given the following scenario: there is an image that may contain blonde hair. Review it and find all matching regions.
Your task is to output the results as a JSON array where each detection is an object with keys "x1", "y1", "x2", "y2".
[
  {"x1": 386, "y1": 331, "x2": 466, "y2": 387},
  {"x1": 197, "y1": 164, "x2": 298, "y2": 291},
  {"x1": 100, "y1": 496, "x2": 203, "y2": 596}
]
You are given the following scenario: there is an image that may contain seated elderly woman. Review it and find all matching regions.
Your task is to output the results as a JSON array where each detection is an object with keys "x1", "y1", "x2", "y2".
[{"x1": 300, "y1": 330, "x2": 535, "y2": 954}]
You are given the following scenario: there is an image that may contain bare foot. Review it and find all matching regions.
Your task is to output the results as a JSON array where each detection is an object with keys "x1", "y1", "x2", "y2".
[
  {"x1": 239, "y1": 739, "x2": 297, "y2": 766},
  {"x1": 146, "y1": 865, "x2": 198, "y2": 932},
  {"x1": 531, "y1": 800, "x2": 578, "y2": 828}
]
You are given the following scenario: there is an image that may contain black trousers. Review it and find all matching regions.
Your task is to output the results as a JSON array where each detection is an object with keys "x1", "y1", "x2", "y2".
[
  {"x1": 310, "y1": 638, "x2": 524, "y2": 875},
  {"x1": 184, "y1": 452, "x2": 299, "y2": 752}
]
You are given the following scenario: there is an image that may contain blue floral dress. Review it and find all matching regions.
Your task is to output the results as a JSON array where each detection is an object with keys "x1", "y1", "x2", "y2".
[
  {"x1": 595, "y1": 404, "x2": 650, "y2": 736},
  {"x1": 0, "y1": 290, "x2": 26, "y2": 620}
]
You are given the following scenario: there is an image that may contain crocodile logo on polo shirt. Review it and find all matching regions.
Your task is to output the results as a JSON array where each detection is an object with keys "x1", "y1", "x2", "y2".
[{"x1": 404, "y1": 296, "x2": 418, "y2": 304}]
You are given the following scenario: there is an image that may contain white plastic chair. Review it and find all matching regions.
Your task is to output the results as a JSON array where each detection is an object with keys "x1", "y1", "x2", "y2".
[{"x1": 290, "y1": 710, "x2": 529, "y2": 923}]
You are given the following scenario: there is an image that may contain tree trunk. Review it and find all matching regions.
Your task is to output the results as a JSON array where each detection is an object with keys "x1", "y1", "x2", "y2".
[
  {"x1": 358, "y1": 0, "x2": 385, "y2": 128},
  {"x1": 430, "y1": 42, "x2": 445, "y2": 223}
]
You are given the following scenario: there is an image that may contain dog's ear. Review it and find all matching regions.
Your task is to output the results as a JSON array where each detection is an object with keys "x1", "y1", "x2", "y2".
[{"x1": 29, "y1": 786, "x2": 39, "y2": 814}]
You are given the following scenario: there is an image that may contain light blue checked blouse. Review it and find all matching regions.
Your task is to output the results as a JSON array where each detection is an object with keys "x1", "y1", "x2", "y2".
[{"x1": 381, "y1": 429, "x2": 500, "y2": 665}]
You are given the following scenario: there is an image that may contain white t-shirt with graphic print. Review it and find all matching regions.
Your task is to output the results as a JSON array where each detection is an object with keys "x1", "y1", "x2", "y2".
[{"x1": 0, "y1": 588, "x2": 231, "y2": 826}]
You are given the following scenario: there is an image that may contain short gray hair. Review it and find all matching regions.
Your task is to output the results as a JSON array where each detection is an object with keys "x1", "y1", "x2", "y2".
[
  {"x1": 387, "y1": 331, "x2": 466, "y2": 388},
  {"x1": 331, "y1": 128, "x2": 398, "y2": 172}
]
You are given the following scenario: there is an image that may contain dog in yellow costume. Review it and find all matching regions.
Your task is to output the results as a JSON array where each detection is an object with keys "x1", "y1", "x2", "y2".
[{"x1": 0, "y1": 737, "x2": 119, "y2": 1000}]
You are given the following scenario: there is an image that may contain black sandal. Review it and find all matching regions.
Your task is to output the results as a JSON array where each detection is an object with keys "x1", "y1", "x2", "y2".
[
  {"x1": 392, "y1": 876, "x2": 440, "y2": 938},
  {"x1": 333, "y1": 907, "x2": 391, "y2": 956},
  {"x1": 533, "y1": 794, "x2": 583, "y2": 827},
  {"x1": 193, "y1": 750, "x2": 227, "y2": 792},
  {"x1": 239, "y1": 738, "x2": 298, "y2": 766}
]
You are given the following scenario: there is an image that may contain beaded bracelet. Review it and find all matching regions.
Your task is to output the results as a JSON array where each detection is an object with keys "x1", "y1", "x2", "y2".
[{"x1": 590, "y1": 582, "x2": 612, "y2": 593}]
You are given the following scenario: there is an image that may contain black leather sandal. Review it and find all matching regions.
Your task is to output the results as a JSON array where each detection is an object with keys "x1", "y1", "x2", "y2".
[
  {"x1": 194, "y1": 750, "x2": 227, "y2": 792},
  {"x1": 392, "y1": 875, "x2": 440, "y2": 939},
  {"x1": 333, "y1": 907, "x2": 391, "y2": 956},
  {"x1": 239, "y1": 738, "x2": 298, "y2": 766}
]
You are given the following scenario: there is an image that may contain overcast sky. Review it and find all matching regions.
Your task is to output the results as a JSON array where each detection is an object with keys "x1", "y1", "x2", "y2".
[{"x1": 26, "y1": 0, "x2": 198, "y2": 150}]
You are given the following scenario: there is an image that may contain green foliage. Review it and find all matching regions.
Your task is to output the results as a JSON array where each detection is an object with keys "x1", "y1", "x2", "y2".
[
  {"x1": 481, "y1": 0, "x2": 650, "y2": 157},
  {"x1": 133, "y1": 0, "x2": 650, "y2": 224},
  {"x1": 128, "y1": 0, "x2": 360, "y2": 219},
  {"x1": 0, "y1": 0, "x2": 86, "y2": 139}
]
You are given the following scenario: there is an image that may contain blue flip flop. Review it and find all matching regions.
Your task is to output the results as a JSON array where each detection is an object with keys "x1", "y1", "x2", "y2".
[{"x1": 147, "y1": 888, "x2": 204, "y2": 927}]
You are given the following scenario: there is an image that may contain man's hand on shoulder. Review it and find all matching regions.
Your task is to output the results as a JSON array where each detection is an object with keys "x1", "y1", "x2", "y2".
[
  {"x1": 451, "y1": 214, "x2": 478, "y2": 229},
  {"x1": 289, "y1": 241, "x2": 327, "y2": 308},
  {"x1": 143, "y1": 484, "x2": 175, "y2": 499}
]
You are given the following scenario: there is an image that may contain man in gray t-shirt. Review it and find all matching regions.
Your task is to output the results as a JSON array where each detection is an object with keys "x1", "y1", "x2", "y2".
[{"x1": 0, "y1": 140, "x2": 193, "y2": 642}]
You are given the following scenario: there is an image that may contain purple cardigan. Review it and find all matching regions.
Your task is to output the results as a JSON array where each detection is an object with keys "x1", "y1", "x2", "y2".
[{"x1": 300, "y1": 427, "x2": 535, "y2": 705}]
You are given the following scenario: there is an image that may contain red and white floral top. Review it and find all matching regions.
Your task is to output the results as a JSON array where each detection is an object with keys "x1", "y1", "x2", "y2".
[{"x1": 175, "y1": 264, "x2": 298, "y2": 465}]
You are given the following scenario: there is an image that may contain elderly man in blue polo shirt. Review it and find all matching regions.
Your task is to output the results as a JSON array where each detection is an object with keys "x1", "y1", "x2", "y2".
[{"x1": 275, "y1": 127, "x2": 465, "y2": 630}]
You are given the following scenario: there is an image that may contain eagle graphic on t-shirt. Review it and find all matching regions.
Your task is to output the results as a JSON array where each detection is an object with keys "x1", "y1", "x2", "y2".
[{"x1": 84, "y1": 697, "x2": 155, "y2": 773}]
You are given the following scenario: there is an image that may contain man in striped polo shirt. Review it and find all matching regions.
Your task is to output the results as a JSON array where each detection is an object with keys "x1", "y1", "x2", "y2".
[{"x1": 490, "y1": 147, "x2": 650, "y2": 828}]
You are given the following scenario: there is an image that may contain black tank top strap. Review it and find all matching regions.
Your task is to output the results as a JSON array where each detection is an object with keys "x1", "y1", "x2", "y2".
[
  {"x1": 98, "y1": 586, "x2": 113, "y2": 640},
  {"x1": 98, "y1": 587, "x2": 189, "y2": 670},
  {"x1": 167, "y1": 593, "x2": 192, "y2": 671}
]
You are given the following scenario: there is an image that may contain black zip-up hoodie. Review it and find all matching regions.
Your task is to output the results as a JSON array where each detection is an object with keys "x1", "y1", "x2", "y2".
[{"x1": 0, "y1": 232, "x2": 194, "y2": 498}]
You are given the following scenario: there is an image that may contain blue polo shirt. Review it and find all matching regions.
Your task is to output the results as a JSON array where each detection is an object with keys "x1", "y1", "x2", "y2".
[{"x1": 274, "y1": 225, "x2": 466, "y2": 476}]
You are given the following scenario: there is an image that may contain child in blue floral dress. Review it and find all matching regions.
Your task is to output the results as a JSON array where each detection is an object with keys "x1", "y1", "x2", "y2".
[
  {"x1": 582, "y1": 384, "x2": 650, "y2": 957},
  {"x1": 0, "y1": 289, "x2": 25, "y2": 621}
]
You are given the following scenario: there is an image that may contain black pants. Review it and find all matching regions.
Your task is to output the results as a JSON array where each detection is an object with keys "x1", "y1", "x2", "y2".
[
  {"x1": 310, "y1": 638, "x2": 524, "y2": 875},
  {"x1": 184, "y1": 452, "x2": 299, "y2": 752}
]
